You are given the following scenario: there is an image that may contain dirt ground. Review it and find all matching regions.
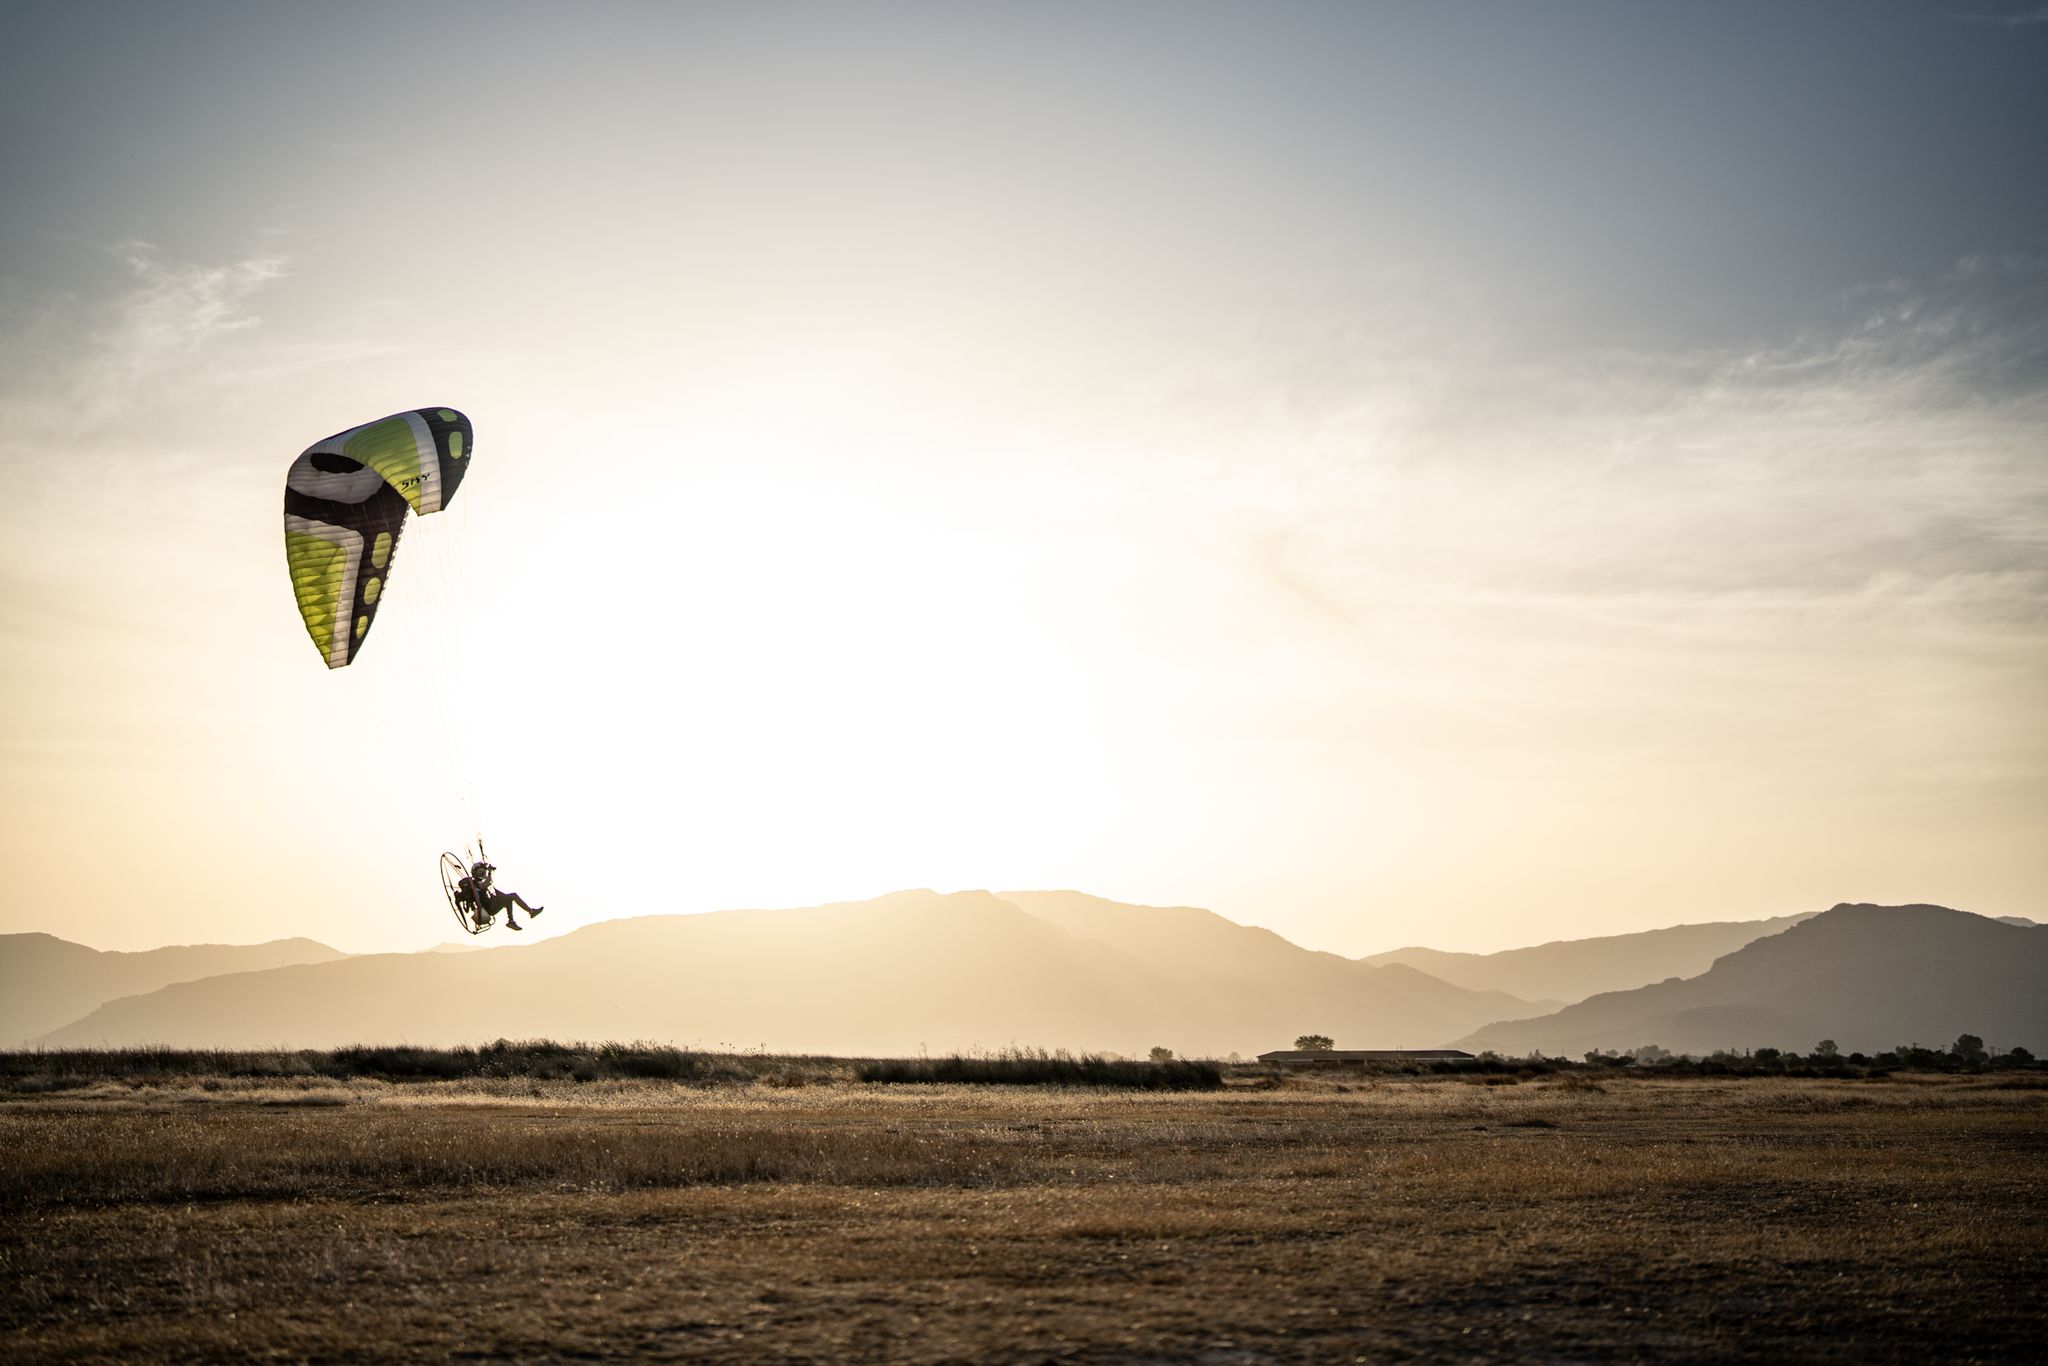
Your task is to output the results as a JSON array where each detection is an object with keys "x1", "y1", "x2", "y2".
[{"x1": 2, "y1": 1073, "x2": 2043, "y2": 1362}]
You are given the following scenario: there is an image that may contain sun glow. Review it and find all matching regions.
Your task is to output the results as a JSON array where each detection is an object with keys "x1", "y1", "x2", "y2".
[{"x1": 253, "y1": 360, "x2": 1127, "y2": 947}]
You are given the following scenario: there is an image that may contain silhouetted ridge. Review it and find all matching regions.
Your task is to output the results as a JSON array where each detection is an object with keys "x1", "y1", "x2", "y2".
[
  {"x1": 34, "y1": 889, "x2": 1532, "y2": 1054},
  {"x1": 1361, "y1": 913, "x2": 1814, "y2": 1004},
  {"x1": 1458, "y1": 903, "x2": 2045, "y2": 1056},
  {"x1": 1, "y1": 933, "x2": 347, "y2": 1046}
]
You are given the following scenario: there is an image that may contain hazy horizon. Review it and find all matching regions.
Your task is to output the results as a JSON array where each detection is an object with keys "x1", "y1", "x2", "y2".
[
  {"x1": 14, "y1": 890, "x2": 2040, "y2": 1059},
  {"x1": 3, "y1": 2, "x2": 2044, "y2": 959},
  {"x1": 10, "y1": 882, "x2": 1836, "y2": 960}
]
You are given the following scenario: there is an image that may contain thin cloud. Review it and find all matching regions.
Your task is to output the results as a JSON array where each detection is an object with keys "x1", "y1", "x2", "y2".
[
  {"x1": 92, "y1": 243, "x2": 290, "y2": 390},
  {"x1": 1267, "y1": 255, "x2": 2048, "y2": 602},
  {"x1": 0, "y1": 243, "x2": 290, "y2": 446},
  {"x1": 1947, "y1": 5, "x2": 2048, "y2": 26},
  {"x1": 1191, "y1": 256, "x2": 2048, "y2": 812}
]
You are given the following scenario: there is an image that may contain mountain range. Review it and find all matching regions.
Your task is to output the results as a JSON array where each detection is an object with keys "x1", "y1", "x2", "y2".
[
  {"x1": 14, "y1": 894, "x2": 2039, "y2": 1057},
  {"x1": 1360, "y1": 913, "x2": 1816, "y2": 1007},
  {"x1": 31, "y1": 890, "x2": 1534, "y2": 1056},
  {"x1": 1456, "y1": 904, "x2": 2047, "y2": 1056},
  {"x1": 1, "y1": 933, "x2": 346, "y2": 1047}
]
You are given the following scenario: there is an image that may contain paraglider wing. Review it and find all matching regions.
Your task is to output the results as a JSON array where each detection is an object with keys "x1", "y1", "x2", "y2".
[{"x1": 283, "y1": 408, "x2": 472, "y2": 668}]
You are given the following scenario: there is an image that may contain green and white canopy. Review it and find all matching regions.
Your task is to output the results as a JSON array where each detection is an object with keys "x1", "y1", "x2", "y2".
[{"x1": 283, "y1": 407, "x2": 473, "y2": 668}]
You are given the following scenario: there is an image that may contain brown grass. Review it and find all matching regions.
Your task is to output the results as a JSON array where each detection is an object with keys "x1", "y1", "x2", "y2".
[{"x1": 2, "y1": 1073, "x2": 2043, "y2": 1361}]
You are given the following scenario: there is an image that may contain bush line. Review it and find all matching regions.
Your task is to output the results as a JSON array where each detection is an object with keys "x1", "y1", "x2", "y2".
[{"x1": 0, "y1": 1042, "x2": 1221, "y2": 1090}]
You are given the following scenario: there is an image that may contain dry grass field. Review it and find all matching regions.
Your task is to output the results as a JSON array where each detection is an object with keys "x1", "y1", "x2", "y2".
[{"x1": 2, "y1": 1069, "x2": 2043, "y2": 1362}]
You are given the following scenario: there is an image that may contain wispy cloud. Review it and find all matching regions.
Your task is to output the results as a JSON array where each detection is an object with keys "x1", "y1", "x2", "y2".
[
  {"x1": 0, "y1": 242, "x2": 290, "y2": 446},
  {"x1": 1948, "y1": 5, "x2": 2048, "y2": 27},
  {"x1": 0, "y1": 244, "x2": 301, "y2": 704},
  {"x1": 1131, "y1": 255, "x2": 2048, "y2": 819},
  {"x1": 1244, "y1": 254, "x2": 2047, "y2": 609},
  {"x1": 96, "y1": 242, "x2": 288, "y2": 371}
]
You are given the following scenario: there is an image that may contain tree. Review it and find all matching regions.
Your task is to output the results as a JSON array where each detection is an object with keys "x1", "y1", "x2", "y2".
[
  {"x1": 1895, "y1": 1043, "x2": 1945, "y2": 1069},
  {"x1": 1754, "y1": 1047, "x2": 1782, "y2": 1066},
  {"x1": 1952, "y1": 1033, "x2": 1988, "y2": 1065},
  {"x1": 1148, "y1": 1046, "x2": 1175, "y2": 1064},
  {"x1": 1294, "y1": 1034, "x2": 1335, "y2": 1052},
  {"x1": 1813, "y1": 1039, "x2": 1840, "y2": 1059}
]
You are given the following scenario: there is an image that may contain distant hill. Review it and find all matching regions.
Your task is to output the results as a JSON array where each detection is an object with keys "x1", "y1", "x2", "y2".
[
  {"x1": 1000, "y1": 891, "x2": 1535, "y2": 1046},
  {"x1": 37, "y1": 889, "x2": 1533, "y2": 1055},
  {"x1": 1361, "y1": 914, "x2": 1815, "y2": 1005},
  {"x1": 0, "y1": 933, "x2": 347, "y2": 1046},
  {"x1": 1456, "y1": 904, "x2": 2048, "y2": 1057}
]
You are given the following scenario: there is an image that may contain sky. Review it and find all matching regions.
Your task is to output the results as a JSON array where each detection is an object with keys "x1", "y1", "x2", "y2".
[{"x1": 1, "y1": 1, "x2": 2044, "y2": 957}]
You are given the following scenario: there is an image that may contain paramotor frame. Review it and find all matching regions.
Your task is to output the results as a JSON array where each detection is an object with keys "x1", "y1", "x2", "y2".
[{"x1": 440, "y1": 848, "x2": 491, "y2": 935}]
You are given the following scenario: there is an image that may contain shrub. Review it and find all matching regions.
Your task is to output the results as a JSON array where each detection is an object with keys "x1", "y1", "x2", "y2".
[{"x1": 857, "y1": 1049, "x2": 1221, "y2": 1090}]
